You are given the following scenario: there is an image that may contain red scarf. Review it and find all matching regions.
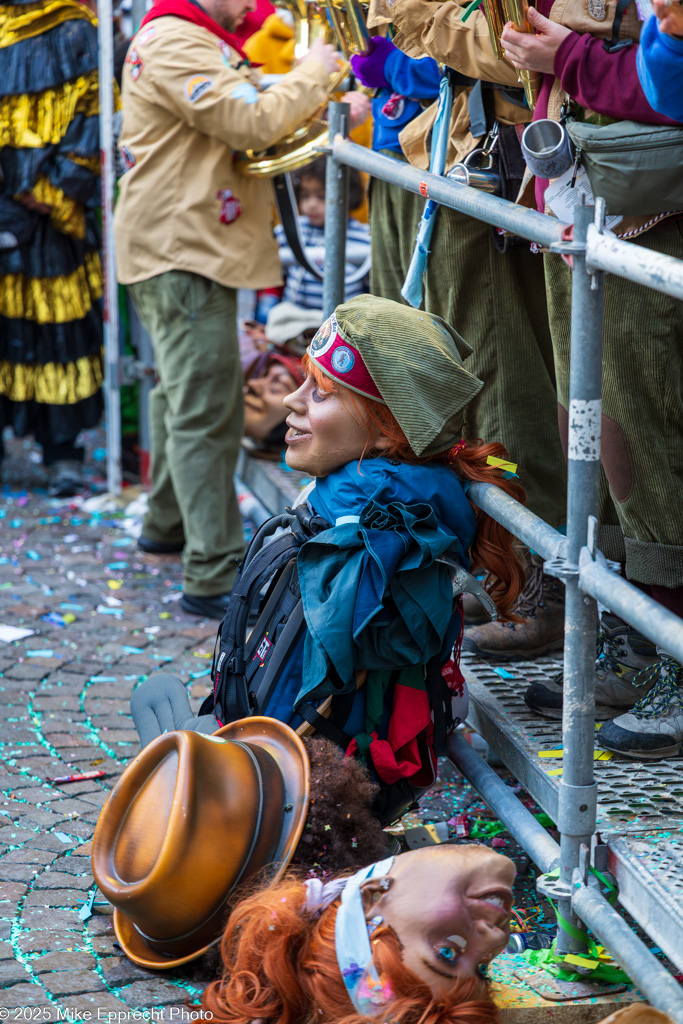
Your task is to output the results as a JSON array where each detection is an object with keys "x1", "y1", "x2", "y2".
[{"x1": 140, "y1": 0, "x2": 248, "y2": 61}]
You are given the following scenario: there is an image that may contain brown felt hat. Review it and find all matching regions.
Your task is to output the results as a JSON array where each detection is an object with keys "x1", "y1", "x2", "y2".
[{"x1": 92, "y1": 718, "x2": 309, "y2": 969}]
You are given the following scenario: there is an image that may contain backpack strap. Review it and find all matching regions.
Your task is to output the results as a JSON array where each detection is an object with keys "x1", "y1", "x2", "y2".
[
  {"x1": 603, "y1": 0, "x2": 633, "y2": 52},
  {"x1": 210, "y1": 532, "x2": 305, "y2": 723},
  {"x1": 298, "y1": 703, "x2": 353, "y2": 748}
]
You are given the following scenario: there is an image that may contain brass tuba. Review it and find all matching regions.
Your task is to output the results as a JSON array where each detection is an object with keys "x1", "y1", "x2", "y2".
[
  {"x1": 480, "y1": 0, "x2": 540, "y2": 111},
  {"x1": 237, "y1": 0, "x2": 371, "y2": 178}
]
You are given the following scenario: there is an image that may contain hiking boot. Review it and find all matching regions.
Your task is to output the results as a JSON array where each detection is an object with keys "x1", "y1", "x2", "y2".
[
  {"x1": 462, "y1": 590, "x2": 488, "y2": 626},
  {"x1": 462, "y1": 555, "x2": 564, "y2": 660},
  {"x1": 597, "y1": 653, "x2": 683, "y2": 759},
  {"x1": 524, "y1": 613, "x2": 659, "y2": 720},
  {"x1": 47, "y1": 460, "x2": 84, "y2": 498}
]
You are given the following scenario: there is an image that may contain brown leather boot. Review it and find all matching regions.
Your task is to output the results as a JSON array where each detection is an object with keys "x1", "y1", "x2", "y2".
[
  {"x1": 462, "y1": 590, "x2": 488, "y2": 626},
  {"x1": 462, "y1": 555, "x2": 565, "y2": 660}
]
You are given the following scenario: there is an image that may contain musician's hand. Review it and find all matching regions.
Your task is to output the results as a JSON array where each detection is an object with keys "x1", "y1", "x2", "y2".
[
  {"x1": 341, "y1": 90, "x2": 372, "y2": 130},
  {"x1": 302, "y1": 38, "x2": 341, "y2": 75},
  {"x1": 501, "y1": 6, "x2": 571, "y2": 75}
]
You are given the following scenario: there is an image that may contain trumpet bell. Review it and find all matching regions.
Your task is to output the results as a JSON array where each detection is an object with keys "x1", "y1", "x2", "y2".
[{"x1": 237, "y1": 120, "x2": 330, "y2": 178}]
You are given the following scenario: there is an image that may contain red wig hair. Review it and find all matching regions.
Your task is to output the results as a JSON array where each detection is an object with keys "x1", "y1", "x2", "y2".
[
  {"x1": 201, "y1": 876, "x2": 500, "y2": 1024},
  {"x1": 303, "y1": 357, "x2": 526, "y2": 619}
]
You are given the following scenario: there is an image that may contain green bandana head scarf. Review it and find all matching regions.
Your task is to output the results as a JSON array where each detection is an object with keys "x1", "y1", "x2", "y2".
[{"x1": 307, "y1": 294, "x2": 483, "y2": 457}]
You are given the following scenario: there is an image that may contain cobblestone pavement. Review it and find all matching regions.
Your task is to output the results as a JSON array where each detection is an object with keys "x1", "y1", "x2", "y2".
[
  {"x1": 0, "y1": 429, "x2": 555, "y2": 1019},
  {"x1": 0, "y1": 431, "x2": 222, "y2": 1017}
]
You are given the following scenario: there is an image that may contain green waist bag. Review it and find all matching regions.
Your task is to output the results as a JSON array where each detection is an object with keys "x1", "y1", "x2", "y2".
[{"x1": 566, "y1": 118, "x2": 683, "y2": 217}]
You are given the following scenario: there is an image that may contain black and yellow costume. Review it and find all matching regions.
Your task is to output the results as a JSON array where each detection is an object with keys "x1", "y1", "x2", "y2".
[{"x1": 0, "y1": 0, "x2": 104, "y2": 462}]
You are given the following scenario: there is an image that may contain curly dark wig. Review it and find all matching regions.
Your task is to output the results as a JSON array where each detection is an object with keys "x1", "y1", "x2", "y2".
[{"x1": 292, "y1": 736, "x2": 389, "y2": 877}]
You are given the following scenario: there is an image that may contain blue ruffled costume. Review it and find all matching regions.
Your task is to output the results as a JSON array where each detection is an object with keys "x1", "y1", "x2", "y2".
[{"x1": 296, "y1": 458, "x2": 476, "y2": 705}]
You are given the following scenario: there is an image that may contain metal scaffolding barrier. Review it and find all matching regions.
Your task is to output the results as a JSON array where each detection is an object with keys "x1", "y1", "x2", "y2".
[{"x1": 322, "y1": 101, "x2": 683, "y2": 1021}]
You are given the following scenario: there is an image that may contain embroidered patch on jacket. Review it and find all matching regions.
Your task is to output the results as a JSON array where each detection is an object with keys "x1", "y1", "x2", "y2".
[
  {"x1": 120, "y1": 145, "x2": 136, "y2": 171},
  {"x1": 126, "y1": 48, "x2": 143, "y2": 80},
  {"x1": 231, "y1": 81, "x2": 259, "y2": 104},
  {"x1": 216, "y1": 188, "x2": 243, "y2": 224},
  {"x1": 136, "y1": 25, "x2": 156, "y2": 45},
  {"x1": 587, "y1": 0, "x2": 606, "y2": 20},
  {"x1": 217, "y1": 38, "x2": 234, "y2": 66},
  {"x1": 184, "y1": 74, "x2": 214, "y2": 102}
]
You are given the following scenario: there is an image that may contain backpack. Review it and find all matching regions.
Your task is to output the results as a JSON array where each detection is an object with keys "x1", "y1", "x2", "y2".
[{"x1": 199, "y1": 504, "x2": 473, "y2": 825}]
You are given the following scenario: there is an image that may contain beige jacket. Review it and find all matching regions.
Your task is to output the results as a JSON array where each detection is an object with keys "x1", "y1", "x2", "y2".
[{"x1": 115, "y1": 16, "x2": 329, "y2": 289}]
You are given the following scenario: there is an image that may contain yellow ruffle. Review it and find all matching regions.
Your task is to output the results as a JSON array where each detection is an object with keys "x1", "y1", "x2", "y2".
[
  {"x1": 19, "y1": 175, "x2": 86, "y2": 239},
  {"x1": 67, "y1": 152, "x2": 101, "y2": 175},
  {"x1": 0, "y1": 252, "x2": 103, "y2": 325},
  {"x1": 0, "y1": 0, "x2": 95, "y2": 49},
  {"x1": 0, "y1": 349, "x2": 103, "y2": 404},
  {"x1": 0, "y1": 71, "x2": 99, "y2": 149}
]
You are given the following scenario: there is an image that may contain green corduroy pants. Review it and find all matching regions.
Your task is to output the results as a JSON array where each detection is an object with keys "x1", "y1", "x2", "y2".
[
  {"x1": 129, "y1": 270, "x2": 245, "y2": 596},
  {"x1": 544, "y1": 218, "x2": 683, "y2": 587},
  {"x1": 369, "y1": 160, "x2": 426, "y2": 305},
  {"x1": 423, "y1": 205, "x2": 567, "y2": 527}
]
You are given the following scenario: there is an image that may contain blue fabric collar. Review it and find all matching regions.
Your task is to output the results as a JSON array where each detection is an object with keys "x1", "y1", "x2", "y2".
[{"x1": 309, "y1": 458, "x2": 477, "y2": 558}]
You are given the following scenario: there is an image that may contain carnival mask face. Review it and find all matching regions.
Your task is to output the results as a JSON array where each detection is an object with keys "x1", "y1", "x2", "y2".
[
  {"x1": 244, "y1": 363, "x2": 299, "y2": 444},
  {"x1": 361, "y1": 845, "x2": 515, "y2": 996},
  {"x1": 283, "y1": 373, "x2": 388, "y2": 477}
]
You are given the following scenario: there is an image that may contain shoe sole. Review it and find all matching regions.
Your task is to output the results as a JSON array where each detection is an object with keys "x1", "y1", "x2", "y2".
[
  {"x1": 138, "y1": 541, "x2": 185, "y2": 554},
  {"x1": 597, "y1": 741, "x2": 682, "y2": 760},
  {"x1": 524, "y1": 697, "x2": 627, "y2": 721},
  {"x1": 462, "y1": 636, "x2": 564, "y2": 661}
]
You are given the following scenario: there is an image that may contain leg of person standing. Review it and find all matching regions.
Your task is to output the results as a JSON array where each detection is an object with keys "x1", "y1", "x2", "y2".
[
  {"x1": 424, "y1": 208, "x2": 568, "y2": 658},
  {"x1": 369, "y1": 152, "x2": 425, "y2": 305},
  {"x1": 525, "y1": 221, "x2": 683, "y2": 756},
  {"x1": 130, "y1": 270, "x2": 245, "y2": 618}
]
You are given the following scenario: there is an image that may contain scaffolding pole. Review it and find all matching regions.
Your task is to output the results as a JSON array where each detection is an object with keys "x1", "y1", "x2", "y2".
[{"x1": 98, "y1": 0, "x2": 122, "y2": 495}]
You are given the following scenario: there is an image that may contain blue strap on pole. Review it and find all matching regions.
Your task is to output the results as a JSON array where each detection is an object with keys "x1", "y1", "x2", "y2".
[{"x1": 401, "y1": 69, "x2": 454, "y2": 308}]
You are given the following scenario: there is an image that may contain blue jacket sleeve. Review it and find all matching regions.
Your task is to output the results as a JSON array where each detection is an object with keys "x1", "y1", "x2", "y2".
[
  {"x1": 383, "y1": 47, "x2": 441, "y2": 100},
  {"x1": 637, "y1": 14, "x2": 683, "y2": 122}
]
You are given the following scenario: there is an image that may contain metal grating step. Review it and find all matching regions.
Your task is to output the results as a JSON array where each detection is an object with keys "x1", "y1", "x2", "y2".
[
  {"x1": 462, "y1": 651, "x2": 683, "y2": 834},
  {"x1": 462, "y1": 651, "x2": 683, "y2": 973}
]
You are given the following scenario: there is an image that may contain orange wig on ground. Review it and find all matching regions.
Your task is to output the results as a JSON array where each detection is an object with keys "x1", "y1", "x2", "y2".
[
  {"x1": 201, "y1": 876, "x2": 500, "y2": 1024},
  {"x1": 303, "y1": 357, "x2": 527, "y2": 620}
]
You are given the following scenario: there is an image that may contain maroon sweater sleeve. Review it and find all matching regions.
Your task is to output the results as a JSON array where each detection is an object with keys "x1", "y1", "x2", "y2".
[{"x1": 554, "y1": 30, "x2": 681, "y2": 125}]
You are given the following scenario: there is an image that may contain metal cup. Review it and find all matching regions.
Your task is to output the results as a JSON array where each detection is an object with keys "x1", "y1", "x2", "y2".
[
  {"x1": 447, "y1": 149, "x2": 502, "y2": 195},
  {"x1": 521, "y1": 119, "x2": 574, "y2": 179}
]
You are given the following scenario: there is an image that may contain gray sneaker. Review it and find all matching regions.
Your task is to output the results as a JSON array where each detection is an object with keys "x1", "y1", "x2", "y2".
[
  {"x1": 524, "y1": 613, "x2": 659, "y2": 719},
  {"x1": 597, "y1": 653, "x2": 683, "y2": 759}
]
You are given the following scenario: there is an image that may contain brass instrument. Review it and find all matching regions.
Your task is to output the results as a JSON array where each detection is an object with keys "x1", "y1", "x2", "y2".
[
  {"x1": 238, "y1": 0, "x2": 371, "y2": 178},
  {"x1": 481, "y1": 0, "x2": 540, "y2": 111}
]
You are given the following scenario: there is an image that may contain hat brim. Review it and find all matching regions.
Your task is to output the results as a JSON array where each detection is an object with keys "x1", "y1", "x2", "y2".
[
  {"x1": 113, "y1": 718, "x2": 310, "y2": 970},
  {"x1": 113, "y1": 909, "x2": 218, "y2": 970},
  {"x1": 213, "y1": 717, "x2": 310, "y2": 880}
]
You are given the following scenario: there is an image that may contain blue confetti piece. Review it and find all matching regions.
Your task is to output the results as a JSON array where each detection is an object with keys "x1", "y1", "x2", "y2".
[
  {"x1": 27, "y1": 650, "x2": 54, "y2": 658},
  {"x1": 26, "y1": 551, "x2": 41, "y2": 561},
  {"x1": 93, "y1": 448, "x2": 107, "y2": 462},
  {"x1": 90, "y1": 676, "x2": 118, "y2": 683},
  {"x1": 112, "y1": 537, "x2": 134, "y2": 546},
  {"x1": 107, "y1": 562, "x2": 129, "y2": 570},
  {"x1": 190, "y1": 668, "x2": 211, "y2": 679},
  {"x1": 10, "y1": 519, "x2": 23, "y2": 528},
  {"x1": 492, "y1": 667, "x2": 515, "y2": 680},
  {"x1": 121, "y1": 645, "x2": 144, "y2": 654},
  {"x1": 59, "y1": 603, "x2": 84, "y2": 611}
]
